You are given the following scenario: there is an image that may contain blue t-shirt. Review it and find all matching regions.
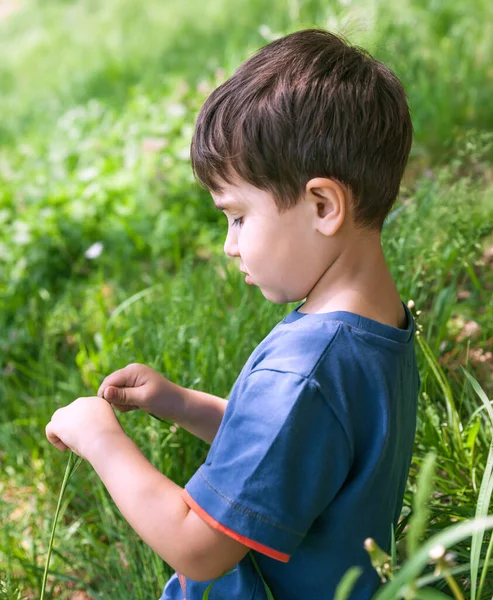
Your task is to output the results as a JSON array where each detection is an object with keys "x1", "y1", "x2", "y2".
[{"x1": 161, "y1": 301, "x2": 419, "y2": 600}]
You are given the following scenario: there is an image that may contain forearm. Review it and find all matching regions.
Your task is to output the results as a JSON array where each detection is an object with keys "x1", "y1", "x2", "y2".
[
  {"x1": 173, "y1": 388, "x2": 227, "y2": 444},
  {"x1": 87, "y1": 431, "x2": 192, "y2": 574}
]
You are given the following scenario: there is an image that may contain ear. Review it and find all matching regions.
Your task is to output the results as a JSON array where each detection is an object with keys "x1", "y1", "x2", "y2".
[{"x1": 305, "y1": 177, "x2": 347, "y2": 236}]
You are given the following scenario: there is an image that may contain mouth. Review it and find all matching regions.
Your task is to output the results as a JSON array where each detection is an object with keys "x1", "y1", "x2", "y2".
[{"x1": 240, "y1": 268, "x2": 253, "y2": 285}]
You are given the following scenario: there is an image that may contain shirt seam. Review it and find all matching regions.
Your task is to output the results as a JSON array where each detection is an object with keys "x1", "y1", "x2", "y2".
[
  {"x1": 282, "y1": 314, "x2": 414, "y2": 347},
  {"x1": 328, "y1": 315, "x2": 414, "y2": 345},
  {"x1": 249, "y1": 364, "x2": 355, "y2": 466},
  {"x1": 338, "y1": 325, "x2": 416, "y2": 360},
  {"x1": 196, "y1": 469, "x2": 305, "y2": 537}
]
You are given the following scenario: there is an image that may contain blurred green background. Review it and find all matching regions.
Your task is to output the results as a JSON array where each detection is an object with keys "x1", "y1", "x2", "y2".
[{"x1": 1, "y1": 0, "x2": 493, "y2": 598}]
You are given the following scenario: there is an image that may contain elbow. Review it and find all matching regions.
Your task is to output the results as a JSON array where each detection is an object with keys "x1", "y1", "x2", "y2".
[
  {"x1": 178, "y1": 562, "x2": 230, "y2": 583},
  {"x1": 177, "y1": 550, "x2": 238, "y2": 582}
]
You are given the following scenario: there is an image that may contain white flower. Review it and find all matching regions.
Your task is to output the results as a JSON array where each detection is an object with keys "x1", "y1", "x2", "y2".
[
  {"x1": 429, "y1": 544, "x2": 446, "y2": 561},
  {"x1": 168, "y1": 103, "x2": 186, "y2": 118},
  {"x1": 85, "y1": 242, "x2": 104, "y2": 259}
]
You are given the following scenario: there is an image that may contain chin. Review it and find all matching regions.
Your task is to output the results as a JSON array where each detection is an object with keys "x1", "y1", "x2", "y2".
[{"x1": 261, "y1": 288, "x2": 305, "y2": 305}]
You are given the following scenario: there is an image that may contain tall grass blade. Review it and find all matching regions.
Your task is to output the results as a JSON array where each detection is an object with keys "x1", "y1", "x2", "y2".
[
  {"x1": 106, "y1": 284, "x2": 163, "y2": 327},
  {"x1": 414, "y1": 588, "x2": 456, "y2": 599},
  {"x1": 249, "y1": 552, "x2": 276, "y2": 600},
  {"x1": 477, "y1": 532, "x2": 493, "y2": 599},
  {"x1": 373, "y1": 516, "x2": 493, "y2": 600},
  {"x1": 201, "y1": 568, "x2": 236, "y2": 600},
  {"x1": 416, "y1": 558, "x2": 487, "y2": 587},
  {"x1": 334, "y1": 567, "x2": 362, "y2": 600},
  {"x1": 390, "y1": 524, "x2": 397, "y2": 568},
  {"x1": 407, "y1": 452, "x2": 436, "y2": 558},
  {"x1": 417, "y1": 335, "x2": 461, "y2": 448},
  {"x1": 462, "y1": 368, "x2": 493, "y2": 423},
  {"x1": 40, "y1": 452, "x2": 81, "y2": 600},
  {"x1": 462, "y1": 368, "x2": 493, "y2": 600}
]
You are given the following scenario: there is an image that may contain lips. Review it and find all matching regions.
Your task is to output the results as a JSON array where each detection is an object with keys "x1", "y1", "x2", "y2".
[{"x1": 240, "y1": 269, "x2": 253, "y2": 285}]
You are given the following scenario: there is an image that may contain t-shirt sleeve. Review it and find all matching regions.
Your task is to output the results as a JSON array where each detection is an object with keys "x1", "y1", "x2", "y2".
[{"x1": 182, "y1": 369, "x2": 353, "y2": 562}]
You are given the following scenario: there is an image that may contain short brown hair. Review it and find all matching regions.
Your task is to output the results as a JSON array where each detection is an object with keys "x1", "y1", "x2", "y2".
[{"x1": 191, "y1": 28, "x2": 413, "y2": 230}]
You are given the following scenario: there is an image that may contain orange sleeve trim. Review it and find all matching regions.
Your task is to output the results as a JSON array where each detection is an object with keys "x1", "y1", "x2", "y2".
[{"x1": 182, "y1": 489, "x2": 290, "y2": 563}]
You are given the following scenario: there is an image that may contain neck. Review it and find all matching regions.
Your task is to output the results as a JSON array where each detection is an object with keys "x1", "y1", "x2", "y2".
[{"x1": 300, "y1": 229, "x2": 401, "y2": 320}]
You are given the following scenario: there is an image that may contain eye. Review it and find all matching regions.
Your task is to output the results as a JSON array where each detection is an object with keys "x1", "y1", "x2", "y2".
[{"x1": 232, "y1": 217, "x2": 243, "y2": 227}]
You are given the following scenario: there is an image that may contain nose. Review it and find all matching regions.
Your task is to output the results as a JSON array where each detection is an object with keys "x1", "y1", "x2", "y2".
[{"x1": 223, "y1": 226, "x2": 240, "y2": 258}]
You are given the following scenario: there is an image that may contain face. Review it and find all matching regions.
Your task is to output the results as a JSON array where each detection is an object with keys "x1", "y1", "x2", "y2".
[{"x1": 212, "y1": 179, "x2": 335, "y2": 304}]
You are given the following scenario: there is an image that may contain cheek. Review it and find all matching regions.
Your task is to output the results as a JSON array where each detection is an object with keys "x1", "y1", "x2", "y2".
[{"x1": 237, "y1": 223, "x2": 259, "y2": 256}]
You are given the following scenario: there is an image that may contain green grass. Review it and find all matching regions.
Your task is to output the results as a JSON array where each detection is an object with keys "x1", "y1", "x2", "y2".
[{"x1": 1, "y1": 0, "x2": 493, "y2": 597}]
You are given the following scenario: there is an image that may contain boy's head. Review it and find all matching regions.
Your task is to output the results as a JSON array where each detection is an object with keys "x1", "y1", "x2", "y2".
[{"x1": 191, "y1": 28, "x2": 412, "y2": 232}]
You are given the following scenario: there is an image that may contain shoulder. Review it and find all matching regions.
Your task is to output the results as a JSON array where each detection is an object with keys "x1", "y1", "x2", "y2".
[
  {"x1": 250, "y1": 317, "x2": 345, "y2": 381},
  {"x1": 229, "y1": 319, "x2": 354, "y2": 448}
]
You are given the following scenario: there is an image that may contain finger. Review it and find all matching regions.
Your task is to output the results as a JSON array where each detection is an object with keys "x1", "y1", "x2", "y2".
[
  {"x1": 45, "y1": 423, "x2": 69, "y2": 451},
  {"x1": 103, "y1": 385, "x2": 122, "y2": 401},
  {"x1": 98, "y1": 374, "x2": 120, "y2": 398},
  {"x1": 103, "y1": 384, "x2": 141, "y2": 407},
  {"x1": 97, "y1": 364, "x2": 141, "y2": 398},
  {"x1": 114, "y1": 405, "x2": 139, "y2": 413}
]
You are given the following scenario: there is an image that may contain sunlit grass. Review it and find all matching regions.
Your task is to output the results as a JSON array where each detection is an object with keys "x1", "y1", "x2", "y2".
[{"x1": 1, "y1": 0, "x2": 493, "y2": 597}]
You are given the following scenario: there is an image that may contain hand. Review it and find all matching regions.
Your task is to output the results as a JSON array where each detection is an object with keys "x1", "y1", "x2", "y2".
[
  {"x1": 46, "y1": 396, "x2": 125, "y2": 461},
  {"x1": 97, "y1": 363, "x2": 185, "y2": 422}
]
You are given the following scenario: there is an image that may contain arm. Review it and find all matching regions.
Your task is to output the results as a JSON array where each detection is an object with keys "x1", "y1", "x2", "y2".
[
  {"x1": 97, "y1": 364, "x2": 227, "y2": 445},
  {"x1": 87, "y1": 431, "x2": 249, "y2": 581},
  {"x1": 46, "y1": 396, "x2": 249, "y2": 582},
  {"x1": 174, "y1": 388, "x2": 227, "y2": 444}
]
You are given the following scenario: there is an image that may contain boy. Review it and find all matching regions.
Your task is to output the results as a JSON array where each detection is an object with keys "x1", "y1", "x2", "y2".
[{"x1": 46, "y1": 29, "x2": 420, "y2": 599}]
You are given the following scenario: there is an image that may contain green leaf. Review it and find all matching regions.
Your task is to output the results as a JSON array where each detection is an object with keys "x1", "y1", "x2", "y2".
[
  {"x1": 334, "y1": 567, "x2": 363, "y2": 600},
  {"x1": 462, "y1": 368, "x2": 493, "y2": 600},
  {"x1": 41, "y1": 451, "x2": 76, "y2": 600},
  {"x1": 249, "y1": 552, "x2": 276, "y2": 600},
  {"x1": 414, "y1": 587, "x2": 453, "y2": 599},
  {"x1": 417, "y1": 335, "x2": 461, "y2": 448},
  {"x1": 201, "y1": 576, "x2": 223, "y2": 600},
  {"x1": 201, "y1": 568, "x2": 237, "y2": 600},
  {"x1": 407, "y1": 452, "x2": 437, "y2": 558},
  {"x1": 391, "y1": 524, "x2": 397, "y2": 568},
  {"x1": 465, "y1": 419, "x2": 481, "y2": 450},
  {"x1": 106, "y1": 283, "x2": 163, "y2": 327},
  {"x1": 373, "y1": 516, "x2": 493, "y2": 600}
]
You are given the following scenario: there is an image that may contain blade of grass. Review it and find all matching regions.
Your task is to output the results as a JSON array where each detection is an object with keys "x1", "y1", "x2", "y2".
[
  {"x1": 390, "y1": 523, "x2": 397, "y2": 569},
  {"x1": 373, "y1": 516, "x2": 493, "y2": 600},
  {"x1": 334, "y1": 567, "x2": 362, "y2": 600},
  {"x1": 106, "y1": 284, "x2": 163, "y2": 327},
  {"x1": 40, "y1": 452, "x2": 82, "y2": 600},
  {"x1": 416, "y1": 558, "x2": 487, "y2": 587},
  {"x1": 417, "y1": 335, "x2": 461, "y2": 449},
  {"x1": 477, "y1": 532, "x2": 493, "y2": 599},
  {"x1": 407, "y1": 452, "x2": 436, "y2": 558},
  {"x1": 414, "y1": 588, "x2": 455, "y2": 599},
  {"x1": 249, "y1": 552, "x2": 276, "y2": 600},
  {"x1": 461, "y1": 368, "x2": 493, "y2": 600},
  {"x1": 201, "y1": 568, "x2": 237, "y2": 599}
]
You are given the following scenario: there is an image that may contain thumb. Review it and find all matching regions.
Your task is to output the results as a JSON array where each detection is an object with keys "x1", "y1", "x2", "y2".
[
  {"x1": 103, "y1": 385, "x2": 130, "y2": 404},
  {"x1": 103, "y1": 386, "x2": 139, "y2": 412}
]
